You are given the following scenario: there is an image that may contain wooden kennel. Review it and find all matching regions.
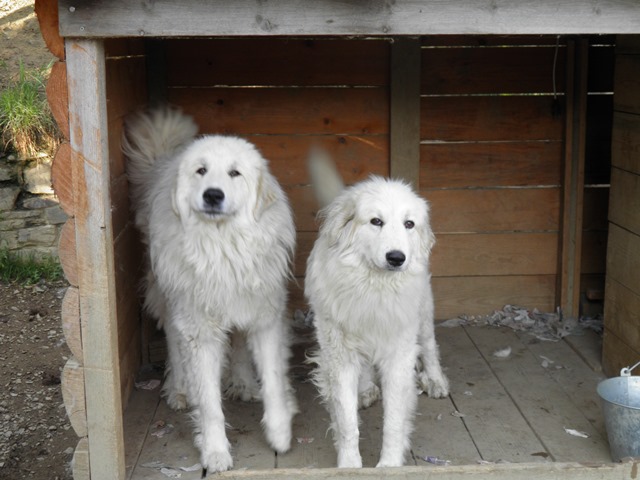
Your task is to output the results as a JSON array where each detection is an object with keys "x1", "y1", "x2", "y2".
[{"x1": 35, "y1": 0, "x2": 640, "y2": 479}]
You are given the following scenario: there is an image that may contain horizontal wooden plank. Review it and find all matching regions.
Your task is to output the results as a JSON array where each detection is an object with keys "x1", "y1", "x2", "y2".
[
  {"x1": 431, "y1": 233, "x2": 558, "y2": 277},
  {"x1": 608, "y1": 167, "x2": 640, "y2": 235},
  {"x1": 104, "y1": 38, "x2": 146, "y2": 58},
  {"x1": 614, "y1": 54, "x2": 640, "y2": 114},
  {"x1": 169, "y1": 87, "x2": 389, "y2": 135},
  {"x1": 58, "y1": 0, "x2": 640, "y2": 36},
  {"x1": 420, "y1": 142, "x2": 562, "y2": 188},
  {"x1": 611, "y1": 111, "x2": 640, "y2": 174},
  {"x1": 252, "y1": 135, "x2": 389, "y2": 187},
  {"x1": 425, "y1": 188, "x2": 560, "y2": 233},
  {"x1": 421, "y1": 35, "x2": 564, "y2": 47},
  {"x1": 604, "y1": 277, "x2": 640, "y2": 355},
  {"x1": 421, "y1": 47, "x2": 567, "y2": 95},
  {"x1": 605, "y1": 223, "x2": 640, "y2": 293},
  {"x1": 432, "y1": 275, "x2": 556, "y2": 319},
  {"x1": 421, "y1": 96, "x2": 564, "y2": 142},
  {"x1": 166, "y1": 38, "x2": 390, "y2": 87}
]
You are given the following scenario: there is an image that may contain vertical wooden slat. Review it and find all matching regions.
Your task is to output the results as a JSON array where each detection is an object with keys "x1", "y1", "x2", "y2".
[
  {"x1": 558, "y1": 38, "x2": 588, "y2": 318},
  {"x1": 390, "y1": 37, "x2": 420, "y2": 187},
  {"x1": 66, "y1": 39, "x2": 125, "y2": 480}
]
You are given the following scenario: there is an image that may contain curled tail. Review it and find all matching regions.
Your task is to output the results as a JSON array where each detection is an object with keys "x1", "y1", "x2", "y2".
[
  {"x1": 307, "y1": 146, "x2": 345, "y2": 208},
  {"x1": 123, "y1": 106, "x2": 198, "y2": 235}
]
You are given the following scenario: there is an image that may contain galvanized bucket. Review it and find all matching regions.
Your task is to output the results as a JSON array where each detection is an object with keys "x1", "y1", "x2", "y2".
[{"x1": 597, "y1": 361, "x2": 640, "y2": 461}]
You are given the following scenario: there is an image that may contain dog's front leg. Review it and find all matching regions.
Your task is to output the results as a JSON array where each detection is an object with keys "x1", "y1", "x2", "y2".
[
  {"x1": 176, "y1": 315, "x2": 232, "y2": 472},
  {"x1": 377, "y1": 344, "x2": 419, "y2": 467},
  {"x1": 417, "y1": 284, "x2": 450, "y2": 398},
  {"x1": 247, "y1": 320, "x2": 297, "y2": 453}
]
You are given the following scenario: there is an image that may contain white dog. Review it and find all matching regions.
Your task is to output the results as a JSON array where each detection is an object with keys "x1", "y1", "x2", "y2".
[
  {"x1": 123, "y1": 107, "x2": 297, "y2": 473},
  {"x1": 305, "y1": 151, "x2": 449, "y2": 468}
]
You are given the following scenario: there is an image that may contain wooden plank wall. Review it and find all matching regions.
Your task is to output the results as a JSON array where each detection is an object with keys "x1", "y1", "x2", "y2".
[
  {"x1": 103, "y1": 39, "x2": 148, "y2": 404},
  {"x1": 603, "y1": 35, "x2": 640, "y2": 376},
  {"x1": 420, "y1": 36, "x2": 613, "y2": 319},
  {"x1": 165, "y1": 38, "x2": 391, "y2": 312}
]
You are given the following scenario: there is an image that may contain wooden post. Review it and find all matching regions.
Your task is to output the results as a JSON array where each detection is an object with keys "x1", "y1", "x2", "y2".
[
  {"x1": 390, "y1": 37, "x2": 421, "y2": 187},
  {"x1": 558, "y1": 38, "x2": 588, "y2": 318},
  {"x1": 66, "y1": 38, "x2": 125, "y2": 480}
]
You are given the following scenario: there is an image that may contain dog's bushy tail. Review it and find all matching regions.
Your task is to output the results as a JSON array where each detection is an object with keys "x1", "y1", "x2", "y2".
[
  {"x1": 123, "y1": 106, "x2": 198, "y2": 234},
  {"x1": 307, "y1": 147, "x2": 345, "y2": 208}
]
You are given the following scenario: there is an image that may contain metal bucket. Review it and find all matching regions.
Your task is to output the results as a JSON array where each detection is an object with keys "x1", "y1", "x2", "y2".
[{"x1": 597, "y1": 362, "x2": 640, "y2": 461}]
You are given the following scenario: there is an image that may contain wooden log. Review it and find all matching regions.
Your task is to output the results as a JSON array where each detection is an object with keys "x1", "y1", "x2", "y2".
[
  {"x1": 61, "y1": 286, "x2": 82, "y2": 362},
  {"x1": 46, "y1": 61, "x2": 70, "y2": 139},
  {"x1": 71, "y1": 437, "x2": 90, "y2": 480},
  {"x1": 51, "y1": 142, "x2": 74, "y2": 216},
  {"x1": 58, "y1": 219, "x2": 78, "y2": 287},
  {"x1": 35, "y1": 0, "x2": 65, "y2": 60},
  {"x1": 61, "y1": 357, "x2": 88, "y2": 438}
]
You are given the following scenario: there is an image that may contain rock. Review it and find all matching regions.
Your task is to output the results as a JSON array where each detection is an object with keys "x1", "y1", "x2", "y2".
[
  {"x1": 0, "y1": 186, "x2": 20, "y2": 211},
  {"x1": 22, "y1": 160, "x2": 53, "y2": 195},
  {"x1": 17, "y1": 225, "x2": 57, "y2": 247}
]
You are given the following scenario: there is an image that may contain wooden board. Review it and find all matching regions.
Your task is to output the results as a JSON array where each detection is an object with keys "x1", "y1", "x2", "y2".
[
  {"x1": 609, "y1": 167, "x2": 640, "y2": 236},
  {"x1": 57, "y1": 0, "x2": 640, "y2": 37},
  {"x1": 602, "y1": 329, "x2": 640, "y2": 378},
  {"x1": 169, "y1": 87, "x2": 389, "y2": 136},
  {"x1": 35, "y1": 0, "x2": 65, "y2": 59},
  {"x1": 51, "y1": 142, "x2": 74, "y2": 216},
  {"x1": 611, "y1": 112, "x2": 640, "y2": 174},
  {"x1": 166, "y1": 38, "x2": 390, "y2": 87},
  {"x1": 614, "y1": 54, "x2": 640, "y2": 115},
  {"x1": 420, "y1": 142, "x2": 562, "y2": 189},
  {"x1": 605, "y1": 223, "x2": 640, "y2": 293},
  {"x1": 603, "y1": 277, "x2": 640, "y2": 358},
  {"x1": 421, "y1": 96, "x2": 564, "y2": 142}
]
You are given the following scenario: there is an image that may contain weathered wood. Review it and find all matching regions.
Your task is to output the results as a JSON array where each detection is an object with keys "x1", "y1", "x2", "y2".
[
  {"x1": 390, "y1": 37, "x2": 420, "y2": 187},
  {"x1": 603, "y1": 329, "x2": 640, "y2": 378},
  {"x1": 166, "y1": 38, "x2": 390, "y2": 87},
  {"x1": 425, "y1": 188, "x2": 560, "y2": 234},
  {"x1": 72, "y1": 437, "x2": 90, "y2": 480},
  {"x1": 431, "y1": 233, "x2": 558, "y2": 277},
  {"x1": 420, "y1": 142, "x2": 563, "y2": 189},
  {"x1": 66, "y1": 38, "x2": 125, "y2": 480},
  {"x1": 61, "y1": 357, "x2": 88, "y2": 438},
  {"x1": 421, "y1": 46, "x2": 567, "y2": 95},
  {"x1": 558, "y1": 39, "x2": 588, "y2": 318},
  {"x1": 34, "y1": 0, "x2": 65, "y2": 60},
  {"x1": 58, "y1": 219, "x2": 78, "y2": 287},
  {"x1": 170, "y1": 88, "x2": 389, "y2": 136},
  {"x1": 611, "y1": 112, "x2": 640, "y2": 174},
  {"x1": 603, "y1": 277, "x2": 640, "y2": 360},
  {"x1": 608, "y1": 167, "x2": 640, "y2": 236},
  {"x1": 57, "y1": 0, "x2": 640, "y2": 37},
  {"x1": 606, "y1": 223, "x2": 640, "y2": 293},
  {"x1": 46, "y1": 61, "x2": 69, "y2": 140},
  {"x1": 432, "y1": 275, "x2": 556, "y2": 319},
  {"x1": 614, "y1": 54, "x2": 640, "y2": 115},
  {"x1": 123, "y1": 383, "x2": 161, "y2": 479},
  {"x1": 51, "y1": 142, "x2": 74, "y2": 216},
  {"x1": 421, "y1": 96, "x2": 564, "y2": 142},
  {"x1": 61, "y1": 286, "x2": 82, "y2": 362}
]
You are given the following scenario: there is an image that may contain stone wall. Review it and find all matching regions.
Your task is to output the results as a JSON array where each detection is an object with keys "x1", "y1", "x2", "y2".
[{"x1": 0, "y1": 154, "x2": 66, "y2": 259}]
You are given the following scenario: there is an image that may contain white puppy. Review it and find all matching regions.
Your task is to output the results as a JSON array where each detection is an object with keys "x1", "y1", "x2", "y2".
[
  {"x1": 305, "y1": 151, "x2": 449, "y2": 468},
  {"x1": 123, "y1": 107, "x2": 297, "y2": 473}
]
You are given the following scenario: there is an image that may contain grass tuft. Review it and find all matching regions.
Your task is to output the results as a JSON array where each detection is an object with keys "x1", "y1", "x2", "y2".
[
  {"x1": 0, "y1": 62, "x2": 60, "y2": 158},
  {"x1": 0, "y1": 248, "x2": 63, "y2": 285}
]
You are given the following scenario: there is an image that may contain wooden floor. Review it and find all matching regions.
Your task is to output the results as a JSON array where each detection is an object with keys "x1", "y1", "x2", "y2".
[{"x1": 124, "y1": 325, "x2": 614, "y2": 479}]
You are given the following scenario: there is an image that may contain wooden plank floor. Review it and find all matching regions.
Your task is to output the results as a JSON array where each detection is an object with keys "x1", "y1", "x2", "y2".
[{"x1": 124, "y1": 325, "x2": 611, "y2": 479}]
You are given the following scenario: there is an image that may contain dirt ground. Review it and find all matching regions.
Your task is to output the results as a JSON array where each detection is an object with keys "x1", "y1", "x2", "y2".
[{"x1": 0, "y1": 1, "x2": 75, "y2": 479}]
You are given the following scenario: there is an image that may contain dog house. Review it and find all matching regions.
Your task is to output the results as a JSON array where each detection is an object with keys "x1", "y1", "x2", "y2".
[{"x1": 35, "y1": 0, "x2": 640, "y2": 479}]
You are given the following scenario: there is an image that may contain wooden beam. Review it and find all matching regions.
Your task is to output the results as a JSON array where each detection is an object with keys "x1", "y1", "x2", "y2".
[
  {"x1": 557, "y1": 38, "x2": 588, "y2": 318},
  {"x1": 390, "y1": 37, "x2": 420, "y2": 187},
  {"x1": 66, "y1": 38, "x2": 125, "y2": 480},
  {"x1": 58, "y1": 0, "x2": 640, "y2": 37}
]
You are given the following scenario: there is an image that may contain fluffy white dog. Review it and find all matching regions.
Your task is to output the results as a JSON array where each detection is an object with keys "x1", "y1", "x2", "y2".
[
  {"x1": 305, "y1": 151, "x2": 449, "y2": 468},
  {"x1": 123, "y1": 107, "x2": 297, "y2": 473}
]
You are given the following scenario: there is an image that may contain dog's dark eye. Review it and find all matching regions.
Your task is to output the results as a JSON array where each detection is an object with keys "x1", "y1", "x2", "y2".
[
  {"x1": 370, "y1": 218, "x2": 384, "y2": 227},
  {"x1": 196, "y1": 167, "x2": 207, "y2": 176},
  {"x1": 405, "y1": 220, "x2": 415, "y2": 229},
  {"x1": 228, "y1": 169, "x2": 241, "y2": 178}
]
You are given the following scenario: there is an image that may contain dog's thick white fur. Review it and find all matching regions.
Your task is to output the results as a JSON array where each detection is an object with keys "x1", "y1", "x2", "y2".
[
  {"x1": 123, "y1": 107, "x2": 297, "y2": 472},
  {"x1": 305, "y1": 151, "x2": 449, "y2": 468}
]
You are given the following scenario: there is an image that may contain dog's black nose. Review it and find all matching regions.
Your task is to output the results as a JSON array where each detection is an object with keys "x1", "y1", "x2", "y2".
[
  {"x1": 386, "y1": 250, "x2": 406, "y2": 267},
  {"x1": 203, "y1": 188, "x2": 225, "y2": 206}
]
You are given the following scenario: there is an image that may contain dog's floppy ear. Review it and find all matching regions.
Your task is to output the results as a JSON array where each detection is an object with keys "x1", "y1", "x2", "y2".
[
  {"x1": 319, "y1": 192, "x2": 357, "y2": 248},
  {"x1": 253, "y1": 170, "x2": 279, "y2": 220},
  {"x1": 171, "y1": 176, "x2": 191, "y2": 225}
]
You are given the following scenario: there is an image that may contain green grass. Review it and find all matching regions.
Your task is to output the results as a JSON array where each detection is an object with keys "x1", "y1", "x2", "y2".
[
  {"x1": 0, "y1": 248, "x2": 63, "y2": 284},
  {"x1": 0, "y1": 62, "x2": 60, "y2": 158}
]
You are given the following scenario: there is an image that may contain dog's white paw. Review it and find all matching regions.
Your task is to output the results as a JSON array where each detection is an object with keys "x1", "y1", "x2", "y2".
[
  {"x1": 358, "y1": 383, "x2": 381, "y2": 409},
  {"x1": 162, "y1": 385, "x2": 188, "y2": 410},
  {"x1": 224, "y1": 381, "x2": 261, "y2": 403},
  {"x1": 418, "y1": 371, "x2": 450, "y2": 398},
  {"x1": 264, "y1": 415, "x2": 293, "y2": 453},
  {"x1": 201, "y1": 448, "x2": 233, "y2": 473},
  {"x1": 337, "y1": 449, "x2": 362, "y2": 468}
]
